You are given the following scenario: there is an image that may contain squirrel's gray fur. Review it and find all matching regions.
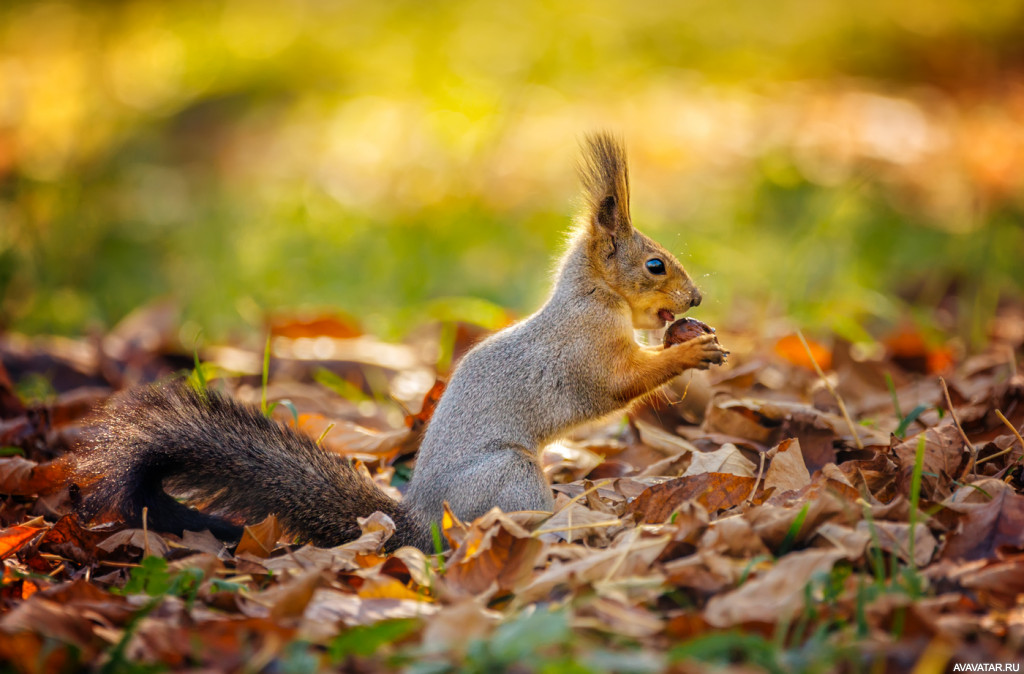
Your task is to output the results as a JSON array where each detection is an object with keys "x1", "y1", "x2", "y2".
[{"x1": 72, "y1": 133, "x2": 726, "y2": 551}]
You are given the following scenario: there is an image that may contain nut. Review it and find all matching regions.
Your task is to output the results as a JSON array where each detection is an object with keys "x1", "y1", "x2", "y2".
[{"x1": 664, "y1": 317, "x2": 715, "y2": 348}]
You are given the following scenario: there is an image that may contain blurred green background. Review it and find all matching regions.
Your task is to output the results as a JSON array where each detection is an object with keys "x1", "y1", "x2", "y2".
[{"x1": 1, "y1": 0, "x2": 1023, "y2": 346}]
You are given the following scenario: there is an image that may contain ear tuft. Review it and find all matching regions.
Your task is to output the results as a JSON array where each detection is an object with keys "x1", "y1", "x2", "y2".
[
  {"x1": 596, "y1": 195, "x2": 617, "y2": 232},
  {"x1": 578, "y1": 132, "x2": 631, "y2": 234}
]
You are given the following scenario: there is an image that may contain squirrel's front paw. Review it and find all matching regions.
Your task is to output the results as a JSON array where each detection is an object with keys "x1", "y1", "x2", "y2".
[{"x1": 669, "y1": 333, "x2": 729, "y2": 371}]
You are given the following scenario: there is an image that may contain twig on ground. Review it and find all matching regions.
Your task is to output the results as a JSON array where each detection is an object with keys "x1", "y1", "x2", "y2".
[
  {"x1": 976, "y1": 409, "x2": 1024, "y2": 466},
  {"x1": 797, "y1": 330, "x2": 862, "y2": 449},
  {"x1": 941, "y1": 377, "x2": 976, "y2": 479}
]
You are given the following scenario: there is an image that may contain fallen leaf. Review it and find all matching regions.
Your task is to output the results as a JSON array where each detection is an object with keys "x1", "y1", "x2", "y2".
[
  {"x1": 236, "y1": 514, "x2": 283, "y2": 558},
  {"x1": 0, "y1": 525, "x2": 44, "y2": 560},
  {"x1": 627, "y1": 473, "x2": 757, "y2": 523},
  {"x1": 96, "y1": 529, "x2": 171, "y2": 557},
  {"x1": 516, "y1": 531, "x2": 670, "y2": 606},
  {"x1": 682, "y1": 443, "x2": 756, "y2": 478},
  {"x1": 704, "y1": 549, "x2": 848, "y2": 627},
  {"x1": 891, "y1": 425, "x2": 967, "y2": 499},
  {"x1": 37, "y1": 515, "x2": 104, "y2": 565},
  {"x1": 764, "y1": 438, "x2": 811, "y2": 494},
  {"x1": 942, "y1": 479, "x2": 1024, "y2": 561},
  {"x1": 856, "y1": 520, "x2": 937, "y2": 567},
  {"x1": 302, "y1": 588, "x2": 438, "y2": 629},
  {"x1": 444, "y1": 508, "x2": 544, "y2": 596},
  {"x1": 269, "y1": 569, "x2": 324, "y2": 620},
  {"x1": 774, "y1": 334, "x2": 832, "y2": 371},
  {"x1": 0, "y1": 457, "x2": 67, "y2": 495},
  {"x1": 704, "y1": 399, "x2": 780, "y2": 445}
]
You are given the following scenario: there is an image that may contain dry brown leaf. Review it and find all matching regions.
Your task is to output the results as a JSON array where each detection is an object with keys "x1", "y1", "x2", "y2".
[
  {"x1": 259, "y1": 569, "x2": 323, "y2": 621},
  {"x1": 779, "y1": 411, "x2": 838, "y2": 474},
  {"x1": 443, "y1": 508, "x2": 544, "y2": 596},
  {"x1": 577, "y1": 597, "x2": 664, "y2": 638},
  {"x1": 892, "y1": 425, "x2": 967, "y2": 499},
  {"x1": 627, "y1": 473, "x2": 757, "y2": 523},
  {"x1": 663, "y1": 550, "x2": 748, "y2": 598},
  {"x1": 540, "y1": 502, "x2": 621, "y2": 545},
  {"x1": 516, "y1": 531, "x2": 670, "y2": 606},
  {"x1": 942, "y1": 479, "x2": 1024, "y2": 561},
  {"x1": 812, "y1": 522, "x2": 872, "y2": 557},
  {"x1": 302, "y1": 588, "x2": 437, "y2": 629},
  {"x1": 704, "y1": 549, "x2": 848, "y2": 627},
  {"x1": 855, "y1": 520, "x2": 937, "y2": 567},
  {"x1": 308, "y1": 417, "x2": 414, "y2": 461},
  {"x1": 420, "y1": 600, "x2": 500, "y2": 655},
  {"x1": 699, "y1": 516, "x2": 771, "y2": 558},
  {"x1": 682, "y1": 443, "x2": 756, "y2": 478},
  {"x1": 704, "y1": 399, "x2": 780, "y2": 445},
  {"x1": 956, "y1": 555, "x2": 1024, "y2": 607},
  {"x1": 0, "y1": 457, "x2": 68, "y2": 496},
  {"x1": 180, "y1": 529, "x2": 232, "y2": 558},
  {"x1": 96, "y1": 529, "x2": 171, "y2": 557},
  {"x1": 36, "y1": 515, "x2": 105, "y2": 565},
  {"x1": 634, "y1": 420, "x2": 701, "y2": 456},
  {"x1": 764, "y1": 438, "x2": 811, "y2": 494},
  {"x1": 745, "y1": 482, "x2": 858, "y2": 551},
  {"x1": 356, "y1": 575, "x2": 426, "y2": 601},
  {"x1": 236, "y1": 514, "x2": 283, "y2": 558},
  {"x1": 542, "y1": 440, "x2": 605, "y2": 482}
]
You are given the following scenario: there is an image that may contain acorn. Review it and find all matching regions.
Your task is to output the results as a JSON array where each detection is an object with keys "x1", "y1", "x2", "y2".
[{"x1": 664, "y1": 317, "x2": 715, "y2": 348}]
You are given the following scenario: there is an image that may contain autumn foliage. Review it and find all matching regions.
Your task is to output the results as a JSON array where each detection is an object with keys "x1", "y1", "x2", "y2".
[{"x1": 1, "y1": 309, "x2": 1023, "y2": 672}]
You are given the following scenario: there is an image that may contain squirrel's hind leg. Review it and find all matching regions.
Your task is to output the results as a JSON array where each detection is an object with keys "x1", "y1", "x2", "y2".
[{"x1": 446, "y1": 443, "x2": 554, "y2": 523}]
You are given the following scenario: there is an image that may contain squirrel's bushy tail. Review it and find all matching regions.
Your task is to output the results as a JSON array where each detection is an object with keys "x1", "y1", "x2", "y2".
[{"x1": 73, "y1": 381, "x2": 414, "y2": 549}]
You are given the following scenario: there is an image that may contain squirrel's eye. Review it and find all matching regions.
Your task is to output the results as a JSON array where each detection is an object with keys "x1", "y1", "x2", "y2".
[{"x1": 645, "y1": 258, "x2": 666, "y2": 275}]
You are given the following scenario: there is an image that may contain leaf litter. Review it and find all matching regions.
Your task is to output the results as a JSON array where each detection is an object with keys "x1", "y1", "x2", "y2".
[{"x1": 0, "y1": 309, "x2": 1023, "y2": 672}]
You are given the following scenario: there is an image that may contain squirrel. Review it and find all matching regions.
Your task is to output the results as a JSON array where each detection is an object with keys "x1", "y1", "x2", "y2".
[{"x1": 72, "y1": 133, "x2": 727, "y2": 552}]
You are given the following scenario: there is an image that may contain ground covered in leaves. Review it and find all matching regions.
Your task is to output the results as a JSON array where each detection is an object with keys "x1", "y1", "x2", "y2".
[{"x1": 1, "y1": 304, "x2": 1023, "y2": 673}]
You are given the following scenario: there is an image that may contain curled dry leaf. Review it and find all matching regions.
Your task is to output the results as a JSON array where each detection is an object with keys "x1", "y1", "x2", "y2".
[
  {"x1": 443, "y1": 507, "x2": 544, "y2": 597},
  {"x1": 682, "y1": 443, "x2": 756, "y2": 478},
  {"x1": 236, "y1": 514, "x2": 283, "y2": 558}
]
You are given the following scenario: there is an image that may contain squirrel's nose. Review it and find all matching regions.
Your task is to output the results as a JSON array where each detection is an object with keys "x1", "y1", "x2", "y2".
[{"x1": 690, "y1": 289, "x2": 702, "y2": 307}]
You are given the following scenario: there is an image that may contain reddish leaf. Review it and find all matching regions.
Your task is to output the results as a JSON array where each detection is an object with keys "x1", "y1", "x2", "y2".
[
  {"x1": 0, "y1": 457, "x2": 68, "y2": 496},
  {"x1": 627, "y1": 473, "x2": 757, "y2": 523},
  {"x1": 405, "y1": 379, "x2": 446, "y2": 431},
  {"x1": 236, "y1": 514, "x2": 283, "y2": 558},
  {"x1": 0, "y1": 525, "x2": 43, "y2": 560}
]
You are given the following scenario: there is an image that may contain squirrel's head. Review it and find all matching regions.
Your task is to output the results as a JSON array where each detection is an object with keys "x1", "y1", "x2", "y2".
[{"x1": 578, "y1": 133, "x2": 702, "y2": 330}]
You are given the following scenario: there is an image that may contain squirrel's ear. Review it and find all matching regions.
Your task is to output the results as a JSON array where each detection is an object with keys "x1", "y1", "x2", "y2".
[{"x1": 578, "y1": 133, "x2": 631, "y2": 237}]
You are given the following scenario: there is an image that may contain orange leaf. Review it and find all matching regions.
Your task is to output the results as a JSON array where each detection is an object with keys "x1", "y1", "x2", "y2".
[
  {"x1": 406, "y1": 380, "x2": 446, "y2": 430},
  {"x1": 237, "y1": 514, "x2": 283, "y2": 558},
  {"x1": 0, "y1": 457, "x2": 68, "y2": 495},
  {"x1": 774, "y1": 334, "x2": 831, "y2": 371},
  {"x1": 269, "y1": 313, "x2": 361, "y2": 339},
  {"x1": 0, "y1": 525, "x2": 43, "y2": 560}
]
